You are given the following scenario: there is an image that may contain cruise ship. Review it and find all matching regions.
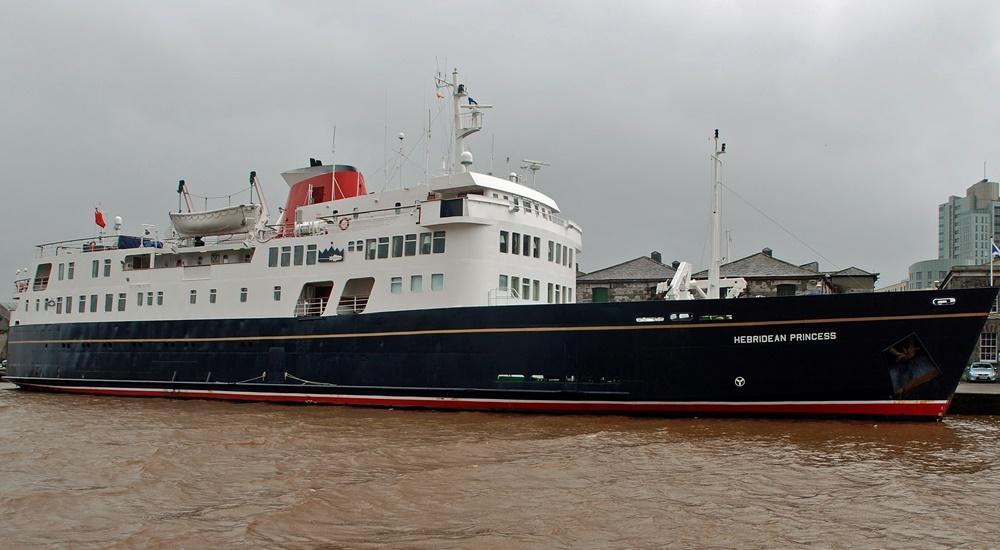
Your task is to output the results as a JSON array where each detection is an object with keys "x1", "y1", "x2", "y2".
[{"x1": 6, "y1": 70, "x2": 996, "y2": 420}]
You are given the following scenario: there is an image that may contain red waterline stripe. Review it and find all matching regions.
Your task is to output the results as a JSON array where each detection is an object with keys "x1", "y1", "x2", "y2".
[{"x1": 20, "y1": 384, "x2": 950, "y2": 418}]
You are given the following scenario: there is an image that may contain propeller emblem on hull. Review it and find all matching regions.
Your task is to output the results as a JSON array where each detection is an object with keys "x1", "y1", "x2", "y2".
[{"x1": 734, "y1": 377, "x2": 746, "y2": 387}]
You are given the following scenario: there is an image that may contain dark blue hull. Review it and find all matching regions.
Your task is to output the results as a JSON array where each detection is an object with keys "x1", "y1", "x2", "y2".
[{"x1": 7, "y1": 288, "x2": 995, "y2": 419}]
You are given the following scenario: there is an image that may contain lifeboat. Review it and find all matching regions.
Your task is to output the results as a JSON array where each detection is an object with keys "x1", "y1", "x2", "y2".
[{"x1": 169, "y1": 204, "x2": 261, "y2": 237}]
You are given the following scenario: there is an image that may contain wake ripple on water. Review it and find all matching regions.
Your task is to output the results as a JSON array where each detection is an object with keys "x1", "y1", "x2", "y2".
[{"x1": 1, "y1": 386, "x2": 999, "y2": 548}]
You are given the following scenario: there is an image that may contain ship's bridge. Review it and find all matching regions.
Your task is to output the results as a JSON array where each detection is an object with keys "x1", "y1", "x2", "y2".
[{"x1": 428, "y1": 172, "x2": 560, "y2": 213}]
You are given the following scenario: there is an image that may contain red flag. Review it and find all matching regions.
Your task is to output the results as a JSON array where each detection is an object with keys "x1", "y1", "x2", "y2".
[{"x1": 95, "y1": 208, "x2": 106, "y2": 228}]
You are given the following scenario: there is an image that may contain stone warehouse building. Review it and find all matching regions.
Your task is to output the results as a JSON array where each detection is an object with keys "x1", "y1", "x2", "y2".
[
  {"x1": 693, "y1": 248, "x2": 878, "y2": 297},
  {"x1": 940, "y1": 264, "x2": 1000, "y2": 364},
  {"x1": 576, "y1": 252, "x2": 676, "y2": 303},
  {"x1": 577, "y1": 248, "x2": 878, "y2": 303}
]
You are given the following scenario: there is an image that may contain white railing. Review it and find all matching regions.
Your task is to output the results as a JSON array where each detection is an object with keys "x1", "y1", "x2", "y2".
[
  {"x1": 487, "y1": 287, "x2": 520, "y2": 306},
  {"x1": 336, "y1": 296, "x2": 369, "y2": 314},
  {"x1": 294, "y1": 298, "x2": 328, "y2": 317}
]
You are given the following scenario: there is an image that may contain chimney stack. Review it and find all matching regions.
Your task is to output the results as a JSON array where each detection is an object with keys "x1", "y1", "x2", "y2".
[
  {"x1": 762, "y1": 247, "x2": 773, "y2": 257},
  {"x1": 651, "y1": 251, "x2": 662, "y2": 263}
]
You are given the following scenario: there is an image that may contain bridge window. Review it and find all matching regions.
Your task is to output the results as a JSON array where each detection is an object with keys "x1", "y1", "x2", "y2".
[
  {"x1": 306, "y1": 244, "x2": 318, "y2": 265},
  {"x1": 392, "y1": 236, "x2": 404, "y2": 258},
  {"x1": 419, "y1": 233, "x2": 432, "y2": 254},
  {"x1": 431, "y1": 273, "x2": 444, "y2": 291},
  {"x1": 410, "y1": 275, "x2": 423, "y2": 292},
  {"x1": 365, "y1": 238, "x2": 377, "y2": 260},
  {"x1": 280, "y1": 246, "x2": 291, "y2": 267},
  {"x1": 500, "y1": 231, "x2": 509, "y2": 253},
  {"x1": 404, "y1": 234, "x2": 417, "y2": 256},
  {"x1": 377, "y1": 237, "x2": 389, "y2": 259},
  {"x1": 390, "y1": 277, "x2": 402, "y2": 294},
  {"x1": 268, "y1": 247, "x2": 278, "y2": 267},
  {"x1": 294, "y1": 245, "x2": 304, "y2": 266},
  {"x1": 433, "y1": 231, "x2": 446, "y2": 253}
]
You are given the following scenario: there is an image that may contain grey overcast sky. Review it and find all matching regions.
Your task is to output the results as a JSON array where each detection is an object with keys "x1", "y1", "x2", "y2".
[{"x1": 2, "y1": 0, "x2": 999, "y2": 288}]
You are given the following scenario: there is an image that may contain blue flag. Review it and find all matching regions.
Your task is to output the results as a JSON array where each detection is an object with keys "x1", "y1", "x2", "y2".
[
  {"x1": 468, "y1": 97, "x2": 478, "y2": 105},
  {"x1": 992, "y1": 241, "x2": 1000, "y2": 258}
]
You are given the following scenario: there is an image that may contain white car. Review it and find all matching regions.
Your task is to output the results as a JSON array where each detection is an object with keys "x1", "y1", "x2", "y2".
[{"x1": 966, "y1": 362, "x2": 998, "y2": 383}]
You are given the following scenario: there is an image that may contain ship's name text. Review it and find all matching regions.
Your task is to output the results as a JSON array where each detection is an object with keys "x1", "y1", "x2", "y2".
[{"x1": 733, "y1": 332, "x2": 837, "y2": 344}]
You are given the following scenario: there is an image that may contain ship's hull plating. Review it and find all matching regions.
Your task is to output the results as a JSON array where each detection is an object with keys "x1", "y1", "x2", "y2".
[{"x1": 7, "y1": 288, "x2": 995, "y2": 420}]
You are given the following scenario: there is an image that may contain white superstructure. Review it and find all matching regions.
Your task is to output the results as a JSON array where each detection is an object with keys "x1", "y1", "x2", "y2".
[{"x1": 10, "y1": 70, "x2": 583, "y2": 328}]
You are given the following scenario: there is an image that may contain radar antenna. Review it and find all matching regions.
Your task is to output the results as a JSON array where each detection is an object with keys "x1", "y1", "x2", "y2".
[{"x1": 520, "y1": 159, "x2": 551, "y2": 187}]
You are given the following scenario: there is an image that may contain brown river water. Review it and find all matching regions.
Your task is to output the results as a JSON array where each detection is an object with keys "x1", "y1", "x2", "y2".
[{"x1": 2, "y1": 382, "x2": 999, "y2": 549}]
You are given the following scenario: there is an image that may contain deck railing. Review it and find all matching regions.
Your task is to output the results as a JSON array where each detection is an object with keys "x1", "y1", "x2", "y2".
[
  {"x1": 294, "y1": 298, "x2": 328, "y2": 317},
  {"x1": 336, "y1": 296, "x2": 369, "y2": 315}
]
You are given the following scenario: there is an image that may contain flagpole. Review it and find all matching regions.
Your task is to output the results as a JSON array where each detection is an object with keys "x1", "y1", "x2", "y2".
[{"x1": 992, "y1": 239, "x2": 995, "y2": 287}]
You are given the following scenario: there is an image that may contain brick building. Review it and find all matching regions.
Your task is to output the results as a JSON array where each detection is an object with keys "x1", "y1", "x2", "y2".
[{"x1": 576, "y1": 252, "x2": 676, "y2": 303}]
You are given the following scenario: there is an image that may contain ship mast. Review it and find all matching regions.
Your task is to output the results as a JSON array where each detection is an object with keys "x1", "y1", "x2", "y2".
[
  {"x1": 435, "y1": 68, "x2": 491, "y2": 173},
  {"x1": 709, "y1": 130, "x2": 726, "y2": 299}
]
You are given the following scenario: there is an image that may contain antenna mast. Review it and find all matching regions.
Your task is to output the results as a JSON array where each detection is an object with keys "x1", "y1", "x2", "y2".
[
  {"x1": 708, "y1": 129, "x2": 726, "y2": 300},
  {"x1": 435, "y1": 68, "x2": 492, "y2": 173},
  {"x1": 520, "y1": 159, "x2": 551, "y2": 187}
]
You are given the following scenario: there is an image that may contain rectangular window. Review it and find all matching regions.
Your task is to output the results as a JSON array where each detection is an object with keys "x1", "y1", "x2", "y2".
[
  {"x1": 419, "y1": 232, "x2": 433, "y2": 254},
  {"x1": 563, "y1": 247, "x2": 569, "y2": 267},
  {"x1": 347, "y1": 241, "x2": 355, "y2": 252},
  {"x1": 500, "y1": 231, "x2": 509, "y2": 253},
  {"x1": 547, "y1": 283, "x2": 554, "y2": 303},
  {"x1": 366, "y1": 238, "x2": 377, "y2": 260},
  {"x1": 377, "y1": 237, "x2": 390, "y2": 259},
  {"x1": 568, "y1": 249, "x2": 574, "y2": 268},
  {"x1": 280, "y1": 246, "x2": 291, "y2": 267},
  {"x1": 512, "y1": 233, "x2": 521, "y2": 255},
  {"x1": 117, "y1": 293, "x2": 126, "y2": 311},
  {"x1": 533, "y1": 237, "x2": 540, "y2": 259},
  {"x1": 533, "y1": 280, "x2": 540, "y2": 301},
  {"x1": 511, "y1": 276, "x2": 520, "y2": 297},
  {"x1": 240, "y1": 288, "x2": 247, "y2": 303},
  {"x1": 273, "y1": 286, "x2": 281, "y2": 301},
  {"x1": 79, "y1": 295, "x2": 86, "y2": 313},
  {"x1": 555, "y1": 243, "x2": 562, "y2": 265},
  {"x1": 105, "y1": 293, "x2": 113, "y2": 312},
  {"x1": 522, "y1": 278, "x2": 530, "y2": 300},
  {"x1": 147, "y1": 292, "x2": 154, "y2": 306},
  {"x1": 268, "y1": 247, "x2": 279, "y2": 267},
  {"x1": 293, "y1": 245, "x2": 304, "y2": 266},
  {"x1": 548, "y1": 241, "x2": 554, "y2": 262},
  {"x1": 431, "y1": 273, "x2": 444, "y2": 291},
  {"x1": 156, "y1": 291, "x2": 164, "y2": 306},
  {"x1": 92, "y1": 259, "x2": 99, "y2": 278},
  {"x1": 67, "y1": 262, "x2": 75, "y2": 280},
  {"x1": 555, "y1": 286, "x2": 561, "y2": 303},
  {"x1": 189, "y1": 289, "x2": 197, "y2": 304},
  {"x1": 981, "y1": 332, "x2": 998, "y2": 362},
  {"x1": 522, "y1": 234, "x2": 531, "y2": 257},
  {"x1": 306, "y1": 244, "x2": 317, "y2": 265},
  {"x1": 568, "y1": 287, "x2": 573, "y2": 302},
  {"x1": 103, "y1": 259, "x2": 112, "y2": 277},
  {"x1": 58, "y1": 263, "x2": 65, "y2": 281},
  {"x1": 56, "y1": 297, "x2": 63, "y2": 314},
  {"x1": 404, "y1": 234, "x2": 417, "y2": 256},
  {"x1": 210, "y1": 288, "x2": 217, "y2": 304},
  {"x1": 91, "y1": 294, "x2": 98, "y2": 312},
  {"x1": 390, "y1": 277, "x2": 403, "y2": 294},
  {"x1": 392, "y1": 235, "x2": 404, "y2": 257},
  {"x1": 410, "y1": 275, "x2": 423, "y2": 292},
  {"x1": 432, "y1": 231, "x2": 446, "y2": 253},
  {"x1": 499, "y1": 274, "x2": 508, "y2": 290},
  {"x1": 137, "y1": 292, "x2": 143, "y2": 307}
]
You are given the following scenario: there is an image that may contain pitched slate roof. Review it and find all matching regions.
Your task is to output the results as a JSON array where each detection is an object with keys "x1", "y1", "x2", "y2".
[
  {"x1": 578, "y1": 256, "x2": 676, "y2": 282},
  {"x1": 827, "y1": 266, "x2": 877, "y2": 277},
  {"x1": 693, "y1": 251, "x2": 819, "y2": 279}
]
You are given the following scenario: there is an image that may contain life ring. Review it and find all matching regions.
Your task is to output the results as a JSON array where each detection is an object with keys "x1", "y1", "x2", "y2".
[{"x1": 338, "y1": 217, "x2": 350, "y2": 230}]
